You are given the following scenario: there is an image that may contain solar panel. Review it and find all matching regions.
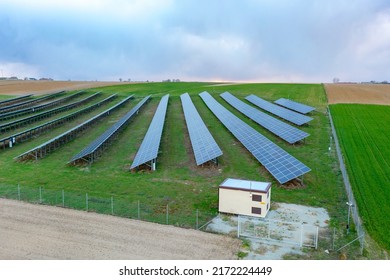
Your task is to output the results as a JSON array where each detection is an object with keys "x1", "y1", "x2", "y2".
[
  {"x1": 274, "y1": 98, "x2": 315, "y2": 114},
  {"x1": 0, "y1": 91, "x2": 65, "y2": 114},
  {"x1": 220, "y1": 92, "x2": 309, "y2": 144},
  {"x1": 0, "y1": 92, "x2": 99, "y2": 132},
  {"x1": 0, "y1": 94, "x2": 33, "y2": 107},
  {"x1": 1, "y1": 94, "x2": 116, "y2": 150},
  {"x1": 16, "y1": 95, "x2": 133, "y2": 161},
  {"x1": 130, "y1": 95, "x2": 169, "y2": 170},
  {"x1": 0, "y1": 91, "x2": 85, "y2": 121},
  {"x1": 180, "y1": 93, "x2": 222, "y2": 165},
  {"x1": 70, "y1": 95, "x2": 150, "y2": 165},
  {"x1": 199, "y1": 91, "x2": 310, "y2": 184},
  {"x1": 245, "y1": 95, "x2": 313, "y2": 126}
]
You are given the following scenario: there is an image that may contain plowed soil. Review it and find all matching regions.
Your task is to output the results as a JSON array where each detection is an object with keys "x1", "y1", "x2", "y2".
[
  {"x1": 0, "y1": 80, "x2": 131, "y2": 96},
  {"x1": 325, "y1": 83, "x2": 390, "y2": 105},
  {"x1": 0, "y1": 198, "x2": 240, "y2": 260}
]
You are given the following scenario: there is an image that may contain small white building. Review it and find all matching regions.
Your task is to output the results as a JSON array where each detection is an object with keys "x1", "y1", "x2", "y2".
[{"x1": 218, "y1": 178, "x2": 271, "y2": 218}]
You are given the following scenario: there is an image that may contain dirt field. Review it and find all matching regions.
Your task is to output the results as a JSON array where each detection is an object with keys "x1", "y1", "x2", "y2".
[
  {"x1": 0, "y1": 80, "x2": 132, "y2": 96},
  {"x1": 0, "y1": 198, "x2": 241, "y2": 260},
  {"x1": 325, "y1": 83, "x2": 390, "y2": 105}
]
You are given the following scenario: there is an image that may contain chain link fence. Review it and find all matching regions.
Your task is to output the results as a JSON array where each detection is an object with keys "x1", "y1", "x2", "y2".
[
  {"x1": 328, "y1": 107, "x2": 365, "y2": 253},
  {"x1": 0, "y1": 183, "x2": 216, "y2": 230}
]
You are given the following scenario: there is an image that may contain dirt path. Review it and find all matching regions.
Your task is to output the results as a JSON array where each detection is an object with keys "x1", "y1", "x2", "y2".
[
  {"x1": 325, "y1": 83, "x2": 390, "y2": 105},
  {"x1": 0, "y1": 80, "x2": 134, "y2": 96},
  {"x1": 0, "y1": 198, "x2": 240, "y2": 260}
]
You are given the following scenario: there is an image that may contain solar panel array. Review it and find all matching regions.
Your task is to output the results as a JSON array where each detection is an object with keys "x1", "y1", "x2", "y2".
[
  {"x1": 0, "y1": 90, "x2": 86, "y2": 121},
  {"x1": 130, "y1": 94, "x2": 169, "y2": 170},
  {"x1": 70, "y1": 95, "x2": 150, "y2": 165},
  {"x1": 0, "y1": 92, "x2": 99, "y2": 132},
  {"x1": 220, "y1": 92, "x2": 309, "y2": 144},
  {"x1": 245, "y1": 95, "x2": 313, "y2": 126},
  {"x1": 16, "y1": 95, "x2": 133, "y2": 161},
  {"x1": 0, "y1": 94, "x2": 33, "y2": 107},
  {"x1": 1, "y1": 94, "x2": 116, "y2": 150},
  {"x1": 274, "y1": 98, "x2": 315, "y2": 114},
  {"x1": 0, "y1": 91, "x2": 65, "y2": 114},
  {"x1": 199, "y1": 91, "x2": 310, "y2": 184},
  {"x1": 180, "y1": 93, "x2": 222, "y2": 165}
]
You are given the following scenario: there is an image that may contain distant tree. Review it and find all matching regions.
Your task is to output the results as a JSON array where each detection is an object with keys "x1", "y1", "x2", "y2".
[
  {"x1": 333, "y1": 77, "x2": 340, "y2": 83},
  {"x1": 119, "y1": 78, "x2": 122, "y2": 82}
]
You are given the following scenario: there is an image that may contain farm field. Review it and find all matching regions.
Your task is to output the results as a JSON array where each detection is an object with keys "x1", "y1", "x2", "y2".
[
  {"x1": 0, "y1": 81, "x2": 372, "y2": 258},
  {"x1": 329, "y1": 104, "x2": 390, "y2": 251},
  {"x1": 325, "y1": 83, "x2": 390, "y2": 105},
  {"x1": 0, "y1": 198, "x2": 240, "y2": 259}
]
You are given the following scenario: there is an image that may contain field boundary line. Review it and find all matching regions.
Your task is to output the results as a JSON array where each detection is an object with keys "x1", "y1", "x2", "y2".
[{"x1": 328, "y1": 106, "x2": 365, "y2": 253}]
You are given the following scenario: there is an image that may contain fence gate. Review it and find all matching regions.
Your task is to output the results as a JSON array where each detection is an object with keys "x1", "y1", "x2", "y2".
[{"x1": 238, "y1": 215, "x2": 319, "y2": 249}]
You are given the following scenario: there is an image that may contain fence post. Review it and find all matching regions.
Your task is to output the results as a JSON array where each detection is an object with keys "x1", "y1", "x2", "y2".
[
  {"x1": 268, "y1": 219, "x2": 271, "y2": 239},
  {"x1": 39, "y1": 186, "x2": 42, "y2": 203},
  {"x1": 166, "y1": 204, "x2": 169, "y2": 225},
  {"x1": 17, "y1": 184, "x2": 20, "y2": 200},
  {"x1": 196, "y1": 209, "x2": 199, "y2": 230},
  {"x1": 300, "y1": 224, "x2": 303, "y2": 247},
  {"x1": 315, "y1": 226, "x2": 319, "y2": 249},
  {"x1": 86, "y1": 193, "x2": 88, "y2": 211},
  {"x1": 137, "y1": 200, "x2": 140, "y2": 219},
  {"x1": 332, "y1": 228, "x2": 336, "y2": 250},
  {"x1": 62, "y1": 190, "x2": 64, "y2": 207},
  {"x1": 237, "y1": 215, "x2": 240, "y2": 238},
  {"x1": 111, "y1": 196, "x2": 114, "y2": 215}
]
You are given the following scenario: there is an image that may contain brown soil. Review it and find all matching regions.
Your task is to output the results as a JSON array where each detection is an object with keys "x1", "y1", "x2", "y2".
[
  {"x1": 0, "y1": 198, "x2": 241, "y2": 260},
  {"x1": 325, "y1": 83, "x2": 390, "y2": 105},
  {"x1": 0, "y1": 80, "x2": 134, "y2": 96}
]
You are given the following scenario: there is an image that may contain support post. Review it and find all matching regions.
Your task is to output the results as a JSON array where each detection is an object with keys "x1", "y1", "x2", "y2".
[
  {"x1": 268, "y1": 219, "x2": 271, "y2": 239},
  {"x1": 315, "y1": 226, "x2": 319, "y2": 249},
  {"x1": 166, "y1": 204, "x2": 169, "y2": 225},
  {"x1": 237, "y1": 215, "x2": 240, "y2": 238},
  {"x1": 39, "y1": 186, "x2": 42, "y2": 203},
  {"x1": 62, "y1": 190, "x2": 64, "y2": 207},
  {"x1": 137, "y1": 200, "x2": 140, "y2": 219},
  {"x1": 17, "y1": 184, "x2": 20, "y2": 200},
  {"x1": 111, "y1": 196, "x2": 114, "y2": 215},
  {"x1": 196, "y1": 209, "x2": 199, "y2": 230},
  {"x1": 86, "y1": 193, "x2": 88, "y2": 211}
]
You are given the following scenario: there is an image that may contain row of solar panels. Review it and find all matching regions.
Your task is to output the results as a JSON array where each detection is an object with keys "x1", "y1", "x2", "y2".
[
  {"x1": 1, "y1": 94, "x2": 117, "y2": 149},
  {"x1": 0, "y1": 94, "x2": 33, "y2": 107},
  {"x1": 0, "y1": 90, "x2": 86, "y2": 121},
  {"x1": 16, "y1": 95, "x2": 134, "y2": 161},
  {"x1": 0, "y1": 92, "x2": 99, "y2": 132},
  {"x1": 12, "y1": 91, "x2": 315, "y2": 184},
  {"x1": 198, "y1": 92, "x2": 312, "y2": 184},
  {"x1": 0, "y1": 91, "x2": 65, "y2": 114}
]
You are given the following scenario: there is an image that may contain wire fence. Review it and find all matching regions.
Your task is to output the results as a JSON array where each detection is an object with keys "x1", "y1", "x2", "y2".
[
  {"x1": 328, "y1": 107, "x2": 365, "y2": 253},
  {"x1": 0, "y1": 183, "x2": 216, "y2": 230}
]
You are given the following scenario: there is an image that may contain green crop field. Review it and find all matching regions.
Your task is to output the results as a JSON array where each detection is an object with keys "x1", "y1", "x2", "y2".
[
  {"x1": 2, "y1": 82, "x2": 370, "y2": 257},
  {"x1": 330, "y1": 104, "x2": 390, "y2": 251}
]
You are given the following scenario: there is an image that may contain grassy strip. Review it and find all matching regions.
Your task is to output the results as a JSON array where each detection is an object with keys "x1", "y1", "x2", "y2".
[{"x1": 330, "y1": 104, "x2": 390, "y2": 250}]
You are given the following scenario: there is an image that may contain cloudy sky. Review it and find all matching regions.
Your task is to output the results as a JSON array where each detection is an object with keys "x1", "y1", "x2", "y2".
[{"x1": 0, "y1": 0, "x2": 389, "y2": 82}]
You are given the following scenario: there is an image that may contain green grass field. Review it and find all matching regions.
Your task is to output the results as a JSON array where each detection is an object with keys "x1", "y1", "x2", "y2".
[
  {"x1": 330, "y1": 104, "x2": 390, "y2": 250},
  {"x1": 1, "y1": 82, "x2": 369, "y2": 257}
]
